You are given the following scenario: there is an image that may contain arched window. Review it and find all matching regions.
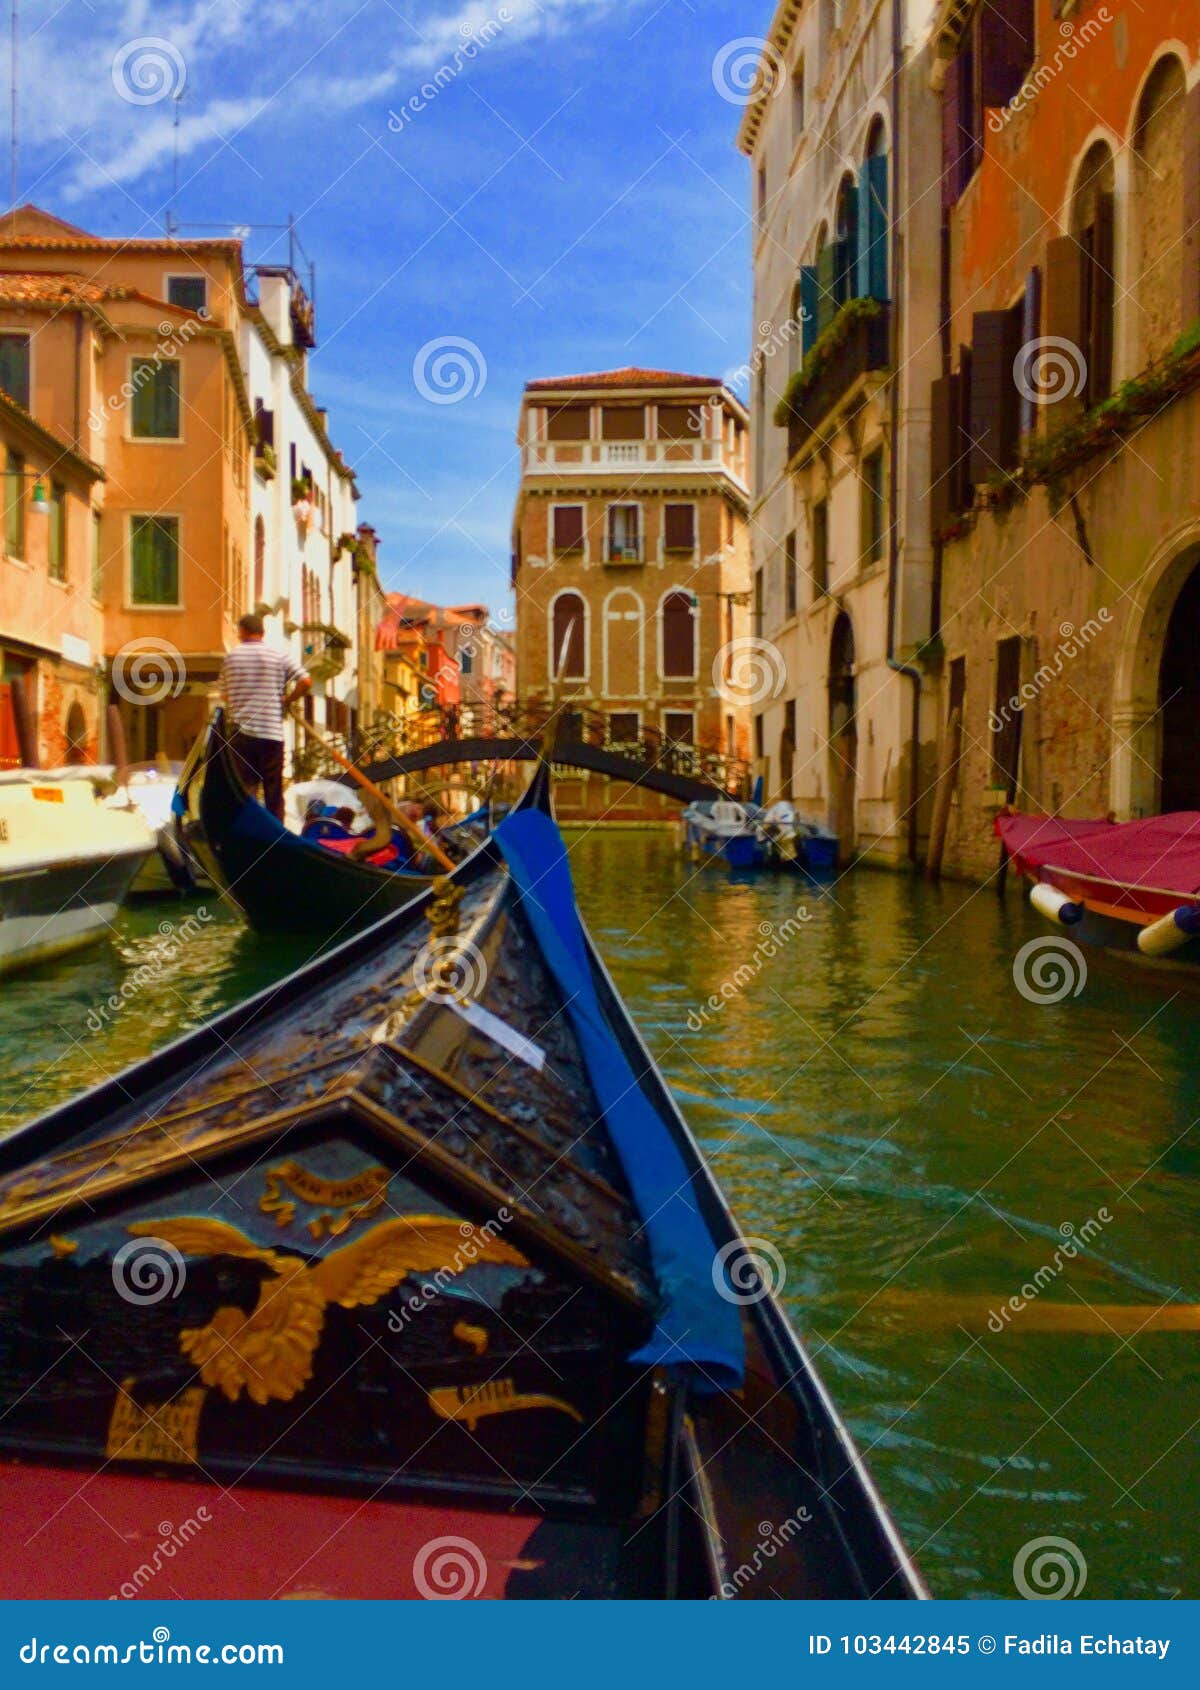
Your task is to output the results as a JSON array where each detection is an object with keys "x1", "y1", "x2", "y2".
[
  {"x1": 1134, "y1": 56, "x2": 1187, "y2": 366},
  {"x1": 812, "y1": 220, "x2": 832, "y2": 338},
  {"x1": 861, "y1": 117, "x2": 889, "y2": 303},
  {"x1": 661, "y1": 590, "x2": 696, "y2": 680},
  {"x1": 253, "y1": 515, "x2": 265, "y2": 606},
  {"x1": 551, "y1": 592, "x2": 586, "y2": 680},
  {"x1": 1070, "y1": 141, "x2": 1117, "y2": 405}
]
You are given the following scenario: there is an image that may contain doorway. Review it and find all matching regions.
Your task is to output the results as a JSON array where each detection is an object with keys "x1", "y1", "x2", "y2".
[
  {"x1": 1159, "y1": 560, "x2": 1200, "y2": 811},
  {"x1": 827, "y1": 611, "x2": 857, "y2": 852}
]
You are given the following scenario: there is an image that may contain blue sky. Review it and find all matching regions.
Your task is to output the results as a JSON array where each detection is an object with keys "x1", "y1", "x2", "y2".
[{"x1": 7, "y1": 0, "x2": 765, "y2": 614}]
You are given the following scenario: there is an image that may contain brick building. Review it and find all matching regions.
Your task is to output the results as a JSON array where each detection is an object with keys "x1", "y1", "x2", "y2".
[
  {"x1": 511, "y1": 368, "x2": 751, "y2": 821},
  {"x1": 929, "y1": 0, "x2": 1200, "y2": 878}
]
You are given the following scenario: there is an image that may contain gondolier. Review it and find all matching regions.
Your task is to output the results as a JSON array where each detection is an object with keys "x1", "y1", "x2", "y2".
[{"x1": 220, "y1": 614, "x2": 311, "y2": 821}]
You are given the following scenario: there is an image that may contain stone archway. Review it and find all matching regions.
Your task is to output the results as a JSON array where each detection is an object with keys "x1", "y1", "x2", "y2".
[
  {"x1": 1111, "y1": 534, "x2": 1200, "y2": 816},
  {"x1": 827, "y1": 611, "x2": 857, "y2": 853}
]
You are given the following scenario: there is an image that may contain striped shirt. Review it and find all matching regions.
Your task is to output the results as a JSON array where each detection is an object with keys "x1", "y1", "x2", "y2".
[{"x1": 221, "y1": 642, "x2": 304, "y2": 742}]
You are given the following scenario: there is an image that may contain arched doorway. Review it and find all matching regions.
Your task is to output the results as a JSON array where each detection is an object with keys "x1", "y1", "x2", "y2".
[
  {"x1": 1112, "y1": 537, "x2": 1200, "y2": 816},
  {"x1": 65, "y1": 701, "x2": 88, "y2": 765},
  {"x1": 827, "y1": 611, "x2": 857, "y2": 853},
  {"x1": 1160, "y1": 561, "x2": 1200, "y2": 810}
]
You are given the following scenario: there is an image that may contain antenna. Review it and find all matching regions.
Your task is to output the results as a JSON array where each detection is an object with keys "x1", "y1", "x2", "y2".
[
  {"x1": 9, "y1": 0, "x2": 17, "y2": 214},
  {"x1": 166, "y1": 88, "x2": 183, "y2": 235}
]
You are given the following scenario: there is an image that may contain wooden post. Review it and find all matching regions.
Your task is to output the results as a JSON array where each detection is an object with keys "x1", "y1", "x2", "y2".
[
  {"x1": 925, "y1": 706, "x2": 962, "y2": 882},
  {"x1": 291, "y1": 709, "x2": 456, "y2": 872}
]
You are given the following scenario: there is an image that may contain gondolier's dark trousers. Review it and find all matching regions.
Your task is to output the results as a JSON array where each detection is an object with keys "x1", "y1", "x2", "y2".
[{"x1": 229, "y1": 732, "x2": 286, "y2": 822}]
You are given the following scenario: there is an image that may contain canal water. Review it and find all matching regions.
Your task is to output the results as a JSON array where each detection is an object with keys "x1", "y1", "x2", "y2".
[{"x1": 2, "y1": 830, "x2": 1198, "y2": 1600}]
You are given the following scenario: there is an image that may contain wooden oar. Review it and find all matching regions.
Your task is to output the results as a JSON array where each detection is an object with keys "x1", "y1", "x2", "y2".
[
  {"x1": 290, "y1": 710, "x2": 456, "y2": 872},
  {"x1": 833, "y1": 1290, "x2": 1200, "y2": 1335}
]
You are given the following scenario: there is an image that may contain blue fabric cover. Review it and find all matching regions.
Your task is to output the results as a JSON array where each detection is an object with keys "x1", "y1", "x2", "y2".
[{"x1": 495, "y1": 808, "x2": 744, "y2": 1391}]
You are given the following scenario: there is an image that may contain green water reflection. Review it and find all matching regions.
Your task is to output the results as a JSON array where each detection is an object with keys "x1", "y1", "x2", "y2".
[{"x1": 2, "y1": 833, "x2": 1198, "y2": 1599}]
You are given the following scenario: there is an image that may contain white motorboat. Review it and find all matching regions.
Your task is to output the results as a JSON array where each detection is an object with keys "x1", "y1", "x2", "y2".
[
  {"x1": 0, "y1": 768, "x2": 155, "y2": 976},
  {"x1": 105, "y1": 761, "x2": 206, "y2": 893}
]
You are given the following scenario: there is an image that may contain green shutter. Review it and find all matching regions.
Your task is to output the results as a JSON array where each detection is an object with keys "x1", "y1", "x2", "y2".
[
  {"x1": 859, "y1": 155, "x2": 889, "y2": 302},
  {"x1": 131, "y1": 361, "x2": 181, "y2": 438},
  {"x1": 800, "y1": 267, "x2": 819, "y2": 355},
  {"x1": 131, "y1": 516, "x2": 180, "y2": 605},
  {"x1": 816, "y1": 244, "x2": 837, "y2": 335}
]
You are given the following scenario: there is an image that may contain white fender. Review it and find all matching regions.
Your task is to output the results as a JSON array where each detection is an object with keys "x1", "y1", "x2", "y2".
[
  {"x1": 1030, "y1": 882, "x2": 1084, "y2": 926},
  {"x1": 1137, "y1": 905, "x2": 1200, "y2": 957}
]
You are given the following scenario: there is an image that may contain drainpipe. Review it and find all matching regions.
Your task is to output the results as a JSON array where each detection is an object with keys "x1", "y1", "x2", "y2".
[{"x1": 885, "y1": 0, "x2": 922, "y2": 865}]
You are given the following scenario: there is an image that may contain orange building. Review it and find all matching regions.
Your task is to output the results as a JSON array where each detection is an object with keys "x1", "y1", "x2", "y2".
[
  {"x1": 0, "y1": 204, "x2": 362, "y2": 770},
  {"x1": 511, "y1": 368, "x2": 751, "y2": 821}
]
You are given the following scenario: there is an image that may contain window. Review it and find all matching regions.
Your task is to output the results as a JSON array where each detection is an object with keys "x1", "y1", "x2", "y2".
[
  {"x1": 0, "y1": 333, "x2": 31, "y2": 409},
  {"x1": 792, "y1": 61, "x2": 805, "y2": 143},
  {"x1": 545, "y1": 405, "x2": 590, "y2": 443},
  {"x1": 1133, "y1": 56, "x2": 1188, "y2": 365},
  {"x1": 1045, "y1": 142, "x2": 1117, "y2": 412},
  {"x1": 91, "y1": 512, "x2": 103, "y2": 600},
  {"x1": 967, "y1": 300, "x2": 1024, "y2": 480},
  {"x1": 4, "y1": 450, "x2": 24, "y2": 559},
  {"x1": 861, "y1": 122, "x2": 890, "y2": 303},
  {"x1": 460, "y1": 649, "x2": 473, "y2": 676},
  {"x1": 551, "y1": 592, "x2": 586, "y2": 679},
  {"x1": 756, "y1": 164, "x2": 767, "y2": 231},
  {"x1": 785, "y1": 530, "x2": 798, "y2": 618},
  {"x1": 253, "y1": 515, "x2": 265, "y2": 604},
  {"x1": 664, "y1": 711, "x2": 694, "y2": 745},
  {"x1": 811, "y1": 500, "x2": 829, "y2": 593},
  {"x1": 130, "y1": 359, "x2": 181, "y2": 439},
  {"x1": 552, "y1": 504, "x2": 585, "y2": 553},
  {"x1": 992, "y1": 636, "x2": 1023, "y2": 791},
  {"x1": 753, "y1": 566, "x2": 763, "y2": 636},
  {"x1": 130, "y1": 515, "x2": 180, "y2": 606},
  {"x1": 661, "y1": 590, "x2": 697, "y2": 679},
  {"x1": 658, "y1": 405, "x2": 702, "y2": 440},
  {"x1": 663, "y1": 504, "x2": 696, "y2": 551},
  {"x1": 609, "y1": 711, "x2": 639, "y2": 743},
  {"x1": 948, "y1": 655, "x2": 966, "y2": 724},
  {"x1": 608, "y1": 504, "x2": 641, "y2": 562},
  {"x1": 254, "y1": 401, "x2": 275, "y2": 450},
  {"x1": 48, "y1": 481, "x2": 66, "y2": 582},
  {"x1": 601, "y1": 407, "x2": 644, "y2": 442},
  {"x1": 860, "y1": 449, "x2": 885, "y2": 569},
  {"x1": 166, "y1": 274, "x2": 208, "y2": 316},
  {"x1": 834, "y1": 174, "x2": 859, "y2": 308}
]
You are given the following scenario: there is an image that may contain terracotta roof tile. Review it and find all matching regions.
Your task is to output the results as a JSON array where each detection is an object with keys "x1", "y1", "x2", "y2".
[
  {"x1": 525, "y1": 366, "x2": 724, "y2": 392},
  {"x1": 0, "y1": 234, "x2": 240, "y2": 253},
  {"x1": 0, "y1": 270, "x2": 121, "y2": 306}
]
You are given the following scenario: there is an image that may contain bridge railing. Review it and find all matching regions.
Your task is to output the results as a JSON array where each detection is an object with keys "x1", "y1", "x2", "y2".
[{"x1": 296, "y1": 698, "x2": 750, "y2": 798}]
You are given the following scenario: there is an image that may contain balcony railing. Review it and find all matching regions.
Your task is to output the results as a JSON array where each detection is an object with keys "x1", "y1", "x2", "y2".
[
  {"x1": 523, "y1": 437, "x2": 745, "y2": 483},
  {"x1": 300, "y1": 623, "x2": 351, "y2": 680},
  {"x1": 786, "y1": 303, "x2": 892, "y2": 460}
]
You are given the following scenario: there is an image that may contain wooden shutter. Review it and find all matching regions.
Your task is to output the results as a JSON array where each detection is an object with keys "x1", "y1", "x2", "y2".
[
  {"x1": 816, "y1": 244, "x2": 837, "y2": 333},
  {"x1": 930, "y1": 372, "x2": 960, "y2": 531},
  {"x1": 1088, "y1": 193, "x2": 1116, "y2": 403},
  {"x1": 663, "y1": 504, "x2": 695, "y2": 550},
  {"x1": 800, "y1": 266, "x2": 820, "y2": 353},
  {"x1": 552, "y1": 594, "x2": 585, "y2": 679},
  {"x1": 546, "y1": 405, "x2": 590, "y2": 442},
  {"x1": 601, "y1": 406, "x2": 644, "y2": 441},
  {"x1": 1183, "y1": 83, "x2": 1200, "y2": 324},
  {"x1": 859, "y1": 154, "x2": 889, "y2": 302},
  {"x1": 969, "y1": 311, "x2": 1019, "y2": 483},
  {"x1": 1043, "y1": 235, "x2": 1085, "y2": 422},
  {"x1": 552, "y1": 505, "x2": 584, "y2": 551},
  {"x1": 661, "y1": 591, "x2": 696, "y2": 679},
  {"x1": 658, "y1": 405, "x2": 699, "y2": 439},
  {"x1": 1019, "y1": 266, "x2": 1042, "y2": 437},
  {"x1": 836, "y1": 184, "x2": 858, "y2": 302},
  {"x1": 979, "y1": 0, "x2": 1035, "y2": 109},
  {"x1": 992, "y1": 636, "x2": 1023, "y2": 788}
]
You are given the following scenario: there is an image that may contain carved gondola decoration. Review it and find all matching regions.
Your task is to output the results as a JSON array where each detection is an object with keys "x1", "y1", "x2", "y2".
[{"x1": 0, "y1": 754, "x2": 926, "y2": 1601}]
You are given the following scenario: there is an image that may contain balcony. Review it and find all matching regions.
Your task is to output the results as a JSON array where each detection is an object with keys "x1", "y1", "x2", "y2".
[
  {"x1": 300, "y1": 623, "x2": 351, "y2": 680},
  {"x1": 784, "y1": 302, "x2": 892, "y2": 461},
  {"x1": 604, "y1": 546, "x2": 643, "y2": 567},
  {"x1": 523, "y1": 436, "x2": 746, "y2": 490}
]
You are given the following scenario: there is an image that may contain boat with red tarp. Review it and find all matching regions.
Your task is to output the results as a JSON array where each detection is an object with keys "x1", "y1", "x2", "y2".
[
  {"x1": 0, "y1": 758, "x2": 924, "y2": 1601},
  {"x1": 997, "y1": 809, "x2": 1200, "y2": 964}
]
